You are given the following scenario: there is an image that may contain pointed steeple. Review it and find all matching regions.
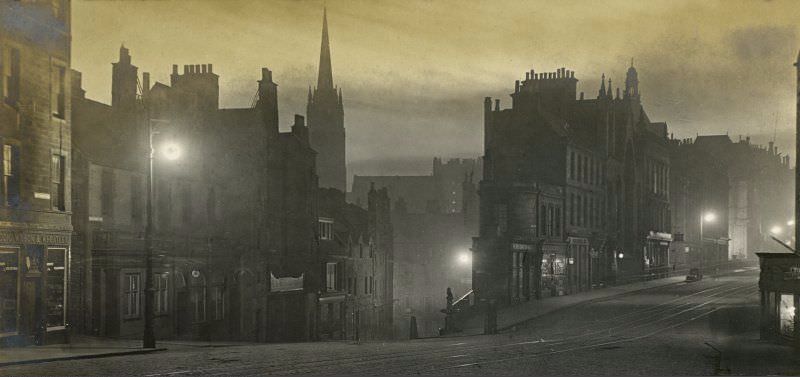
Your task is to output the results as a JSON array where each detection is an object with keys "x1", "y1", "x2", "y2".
[
  {"x1": 599, "y1": 73, "x2": 606, "y2": 98},
  {"x1": 607, "y1": 78, "x2": 613, "y2": 97},
  {"x1": 317, "y1": 7, "x2": 334, "y2": 90}
]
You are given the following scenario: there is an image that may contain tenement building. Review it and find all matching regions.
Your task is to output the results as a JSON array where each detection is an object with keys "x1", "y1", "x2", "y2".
[
  {"x1": 317, "y1": 186, "x2": 394, "y2": 340},
  {"x1": 70, "y1": 44, "x2": 323, "y2": 342},
  {"x1": 474, "y1": 63, "x2": 673, "y2": 306},
  {"x1": 0, "y1": 1, "x2": 73, "y2": 346}
]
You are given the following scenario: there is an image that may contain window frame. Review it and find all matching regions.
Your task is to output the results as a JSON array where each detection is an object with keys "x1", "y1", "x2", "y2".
[
  {"x1": 123, "y1": 273, "x2": 142, "y2": 320},
  {"x1": 318, "y1": 217, "x2": 334, "y2": 241}
]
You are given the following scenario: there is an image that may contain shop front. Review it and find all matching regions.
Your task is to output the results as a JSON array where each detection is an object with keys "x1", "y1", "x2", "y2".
[
  {"x1": 540, "y1": 243, "x2": 569, "y2": 298},
  {"x1": 0, "y1": 230, "x2": 71, "y2": 346},
  {"x1": 645, "y1": 231, "x2": 673, "y2": 278},
  {"x1": 757, "y1": 250, "x2": 800, "y2": 345}
]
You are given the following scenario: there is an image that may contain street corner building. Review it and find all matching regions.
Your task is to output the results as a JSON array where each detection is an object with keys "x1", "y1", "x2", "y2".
[
  {"x1": 0, "y1": 1, "x2": 73, "y2": 346},
  {"x1": 473, "y1": 64, "x2": 674, "y2": 306}
]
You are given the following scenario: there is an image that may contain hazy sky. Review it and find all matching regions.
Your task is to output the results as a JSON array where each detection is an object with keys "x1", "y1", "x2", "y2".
[{"x1": 72, "y1": 0, "x2": 800, "y2": 180}]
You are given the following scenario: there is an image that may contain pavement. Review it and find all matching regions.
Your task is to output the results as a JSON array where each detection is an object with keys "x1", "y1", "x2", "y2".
[
  {"x1": 0, "y1": 336, "x2": 255, "y2": 368},
  {"x1": 453, "y1": 274, "x2": 690, "y2": 336}
]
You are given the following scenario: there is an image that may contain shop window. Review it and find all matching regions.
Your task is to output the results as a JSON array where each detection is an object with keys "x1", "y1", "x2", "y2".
[
  {"x1": 0, "y1": 248, "x2": 19, "y2": 334},
  {"x1": 46, "y1": 249, "x2": 66, "y2": 327},
  {"x1": 319, "y1": 218, "x2": 334, "y2": 240},
  {"x1": 123, "y1": 273, "x2": 141, "y2": 319},
  {"x1": 780, "y1": 294, "x2": 796, "y2": 336},
  {"x1": 154, "y1": 274, "x2": 168, "y2": 315},
  {"x1": 211, "y1": 285, "x2": 224, "y2": 320}
]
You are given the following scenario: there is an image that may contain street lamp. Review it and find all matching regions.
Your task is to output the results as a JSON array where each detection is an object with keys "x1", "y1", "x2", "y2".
[
  {"x1": 143, "y1": 125, "x2": 181, "y2": 349},
  {"x1": 771, "y1": 225, "x2": 784, "y2": 236},
  {"x1": 457, "y1": 250, "x2": 471, "y2": 266},
  {"x1": 699, "y1": 211, "x2": 716, "y2": 272},
  {"x1": 788, "y1": 219, "x2": 795, "y2": 227}
]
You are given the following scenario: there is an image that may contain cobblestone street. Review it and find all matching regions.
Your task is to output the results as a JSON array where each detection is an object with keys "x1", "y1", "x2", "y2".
[{"x1": 4, "y1": 270, "x2": 797, "y2": 376}]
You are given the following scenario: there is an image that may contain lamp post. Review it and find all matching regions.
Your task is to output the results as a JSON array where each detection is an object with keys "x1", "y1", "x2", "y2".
[
  {"x1": 143, "y1": 119, "x2": 181, "y2": 349},
  {"x1": 699, "y1": 211, "x2": 716, "y2": 272}
]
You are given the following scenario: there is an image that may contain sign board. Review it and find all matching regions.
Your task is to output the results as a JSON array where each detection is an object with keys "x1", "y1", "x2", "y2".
[
  {"x1": 270, "y1": 272, "x2": 304, "y2": 292},
  {"x1": 567, "y1": 237, "x2": 589, "y2": 245},
  {"x1": 647, "y1": 231, "x2": 673, "y2": 241},
  {"x1": 511, "y1": 243, "x2": 533, "y2": 251}
]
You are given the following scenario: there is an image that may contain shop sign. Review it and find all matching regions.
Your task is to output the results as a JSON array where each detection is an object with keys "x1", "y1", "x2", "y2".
[
  {"x1": 567, "y1": 237, "x2": 588, "y2": 245},
  {"x1": 269, "y1": 272, "x2": 304, "y2": 292},
  {"x1": 0, "y1": 231, "x2": 70, "y2": 246},
  {"x1": 511, "y1": 243, "x2": 533, "y2": 251},
  {"x1": 647, "y1": 231, "x2": 673, "y2": 241}
]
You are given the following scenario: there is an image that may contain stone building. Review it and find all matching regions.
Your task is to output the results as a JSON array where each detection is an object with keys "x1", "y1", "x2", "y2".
[
  {"x1": 70, "y1": 42, "x2": 322, "y2": 342},
  {"x1": 474, "y1": 63, "x2": 673, "y2": 306},
  {"x1": 317, "y1": 186, "x2": 393, "y2": 341},
  {"x1": 308, "y1": 8, "x2": 346, "y2": 192},
  {"x1": 0, "y1": 1, "x2": 73, "y2": 346}
]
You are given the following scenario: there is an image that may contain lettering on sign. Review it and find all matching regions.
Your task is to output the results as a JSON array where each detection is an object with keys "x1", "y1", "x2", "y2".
[
  {"x1": 511, "y1": 243, "x2": 533, "y2": 251},
  {"x1": 0, "y1": 231, "x2": 70, "y2": 246}
]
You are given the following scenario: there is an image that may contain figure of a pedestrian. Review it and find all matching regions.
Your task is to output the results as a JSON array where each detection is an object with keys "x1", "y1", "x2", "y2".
[{"x1": 446, "y1": 287, "x2": 454, "y2": 313}]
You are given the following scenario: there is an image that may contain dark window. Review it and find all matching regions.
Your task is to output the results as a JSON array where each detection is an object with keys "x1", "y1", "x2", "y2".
[
  {"x1": 51, "y1": 154, "x2": 65, "y2": 211},
  {"x1": 101, "y1": 169, "x2": 113, "y2": 218},
  {"x1": 5, "y1": 48, "x2": 20, "y2": 107},
  {"x1": 569, "y1": 151, "x2": 575, "y2": 179},
  {"x1": 53, "y1": 65, "x2": 66, "y2": 119},
  {"x1": 123, "y1": 273, "x2": 141, "y2": 319},
  {"x1": 555, "y1": 207, "x2": 561, "y2": 237},
  {"x1": 2, "y1": 144, "x2": 20, "y2": 206},
  {"x1": 577, "y1": 155, "x2": 583, "y2": 183},
  {"x1": 577, "y1": 195, "x2": 582, "y2": 227},
  {"x1": 540, "y1": 205, "x2": 547, "y2": 236},
  {"x1": 364, "y1": 276, "x2": 368, "y2": 295},
  {"x1": 569, "y1": 193, "x2": 575, "y2": 226},
  {"x1": 131, "y1": 175, "x2": 142, "y2": 222}
]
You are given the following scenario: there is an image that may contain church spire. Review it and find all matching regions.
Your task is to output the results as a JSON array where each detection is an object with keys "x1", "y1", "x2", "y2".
[
  {"x1": 599, "y1": 73, "x2": 606, "y2": 98},
  {"x1": 317, "y1": 7, "x2": 334, "y2": 90}
]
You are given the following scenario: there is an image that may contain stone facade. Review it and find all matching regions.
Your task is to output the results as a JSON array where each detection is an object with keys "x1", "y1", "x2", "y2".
[
  {"x1": 474, "y1": 63, "x2": 673, "y2": 306},
  {"x1": 0, "y1": 1, "x2": 73, "y2": 346}
]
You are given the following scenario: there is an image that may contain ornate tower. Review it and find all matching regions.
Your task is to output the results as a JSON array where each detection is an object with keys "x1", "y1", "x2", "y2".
[{"x1": 307, "y1": 8, "x2": 346, "y2": 191}]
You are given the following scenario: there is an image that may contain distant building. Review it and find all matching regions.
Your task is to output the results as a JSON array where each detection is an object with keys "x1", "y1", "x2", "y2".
[
  {"x1": 349, "y1": 157, "x2": 481, "y2": 338},
  {"x1": 0, "y1": 1, "x2": 73, "y2": 346},
  {"x1": 350, "y1": 157, "x2": 483, "y2": 214},
  {"x1": 474, "y1": 63, "x2": 673, "y2": 306},
  {"x1": 308, "y1": 8, "x2": 346, "y2": 192},
  {"x1": 317, "y1": 187, "x2": 393, "y2": 341},
  {"x1": 669, "y1": 135, "x2": 793, "y2": 269}
]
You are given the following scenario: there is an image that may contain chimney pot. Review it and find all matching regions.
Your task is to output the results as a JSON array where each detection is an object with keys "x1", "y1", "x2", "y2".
[
  {"x1": 183, "y1": 65, "x2": 189, "y2": 74},
  {"x1": 208, "y1": 64, "x2": 213, "y2": 73},
  {"x1": 172, "y1": 64, "x2": 178, "y2": 74}
]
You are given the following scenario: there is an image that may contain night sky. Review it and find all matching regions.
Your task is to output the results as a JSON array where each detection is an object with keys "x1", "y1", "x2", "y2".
[{"x1": 72, "y1": 0, "x2": 800, "y2": 186}]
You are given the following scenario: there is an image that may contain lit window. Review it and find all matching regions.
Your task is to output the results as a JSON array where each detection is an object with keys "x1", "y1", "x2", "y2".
[
  {"x1": 51, "y1": 154, "x2": 65, "y2": 211},
  {"x1": 2, "y1": 144, "x2": 20, "y2": 206}
]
